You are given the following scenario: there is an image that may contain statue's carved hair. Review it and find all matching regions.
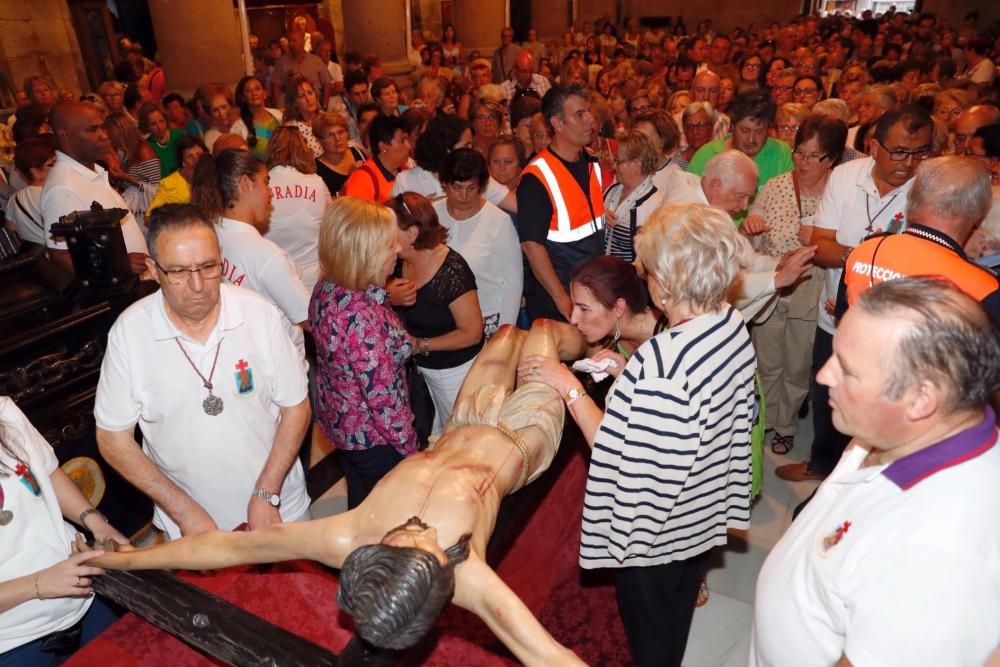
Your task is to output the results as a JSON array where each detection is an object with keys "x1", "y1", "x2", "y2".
[{"x1": 337, "y1": 520, "x2": 471, "y2": 650}]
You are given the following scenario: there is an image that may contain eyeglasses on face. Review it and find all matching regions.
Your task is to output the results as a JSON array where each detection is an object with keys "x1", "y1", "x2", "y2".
[
  {"x1": 777, "y1": 124, "x2": 800, "y2": 134},
  {"x1": 794, "y1": 87, "x2": 819, "y2": 97},
  {"x1": 793, "y1": 149, "x2": 829, "y2": 163},
  {"x1": 877, "y1": 140, "x2": 931, "y2": 162},
  {"x1": 152, "y1": 260, "x2": 223, "y2": 285},
  {"x1": 684, "y1": 121, "x2": 711, "y2": 131},
  {"x1": 772, "y1": 85, "x2": 794, "y2": 93}
]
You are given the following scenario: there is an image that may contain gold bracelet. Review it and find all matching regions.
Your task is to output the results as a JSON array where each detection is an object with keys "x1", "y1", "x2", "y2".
[{"x1": 34, "y1": 573, "x2": 42, "y2": 600}]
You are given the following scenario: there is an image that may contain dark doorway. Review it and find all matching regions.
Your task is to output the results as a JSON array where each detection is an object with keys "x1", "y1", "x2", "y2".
[{"x1": 510, "y1": 0, "x2": 531, "y2": 42}]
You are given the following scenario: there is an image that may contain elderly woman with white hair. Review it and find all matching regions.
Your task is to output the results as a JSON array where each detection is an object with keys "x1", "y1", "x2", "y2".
[
  {"x1": 676, "y1": 101, "x2": 718, "y2": 171},
  {"x1": 519, "y1": 203, "x2": 758, "y2": 667}
]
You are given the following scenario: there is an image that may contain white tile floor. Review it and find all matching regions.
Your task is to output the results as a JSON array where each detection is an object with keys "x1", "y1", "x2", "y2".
[{"x1": 682, "y1": 413, "x2": 821, "y2": 667}]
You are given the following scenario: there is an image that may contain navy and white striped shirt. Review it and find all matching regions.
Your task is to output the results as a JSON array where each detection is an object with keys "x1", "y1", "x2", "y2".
[{"x1": 580, "y1": 306, "x2": 756, "y2": 569}]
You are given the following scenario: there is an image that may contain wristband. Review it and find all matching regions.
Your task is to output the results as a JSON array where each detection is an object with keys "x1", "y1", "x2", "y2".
[
  {"x1": 79, "y1": 508, "x2": 106, "y2": 528},
  {"x1": 420, "y1": 338, "x2": 431, "y2": 356}
]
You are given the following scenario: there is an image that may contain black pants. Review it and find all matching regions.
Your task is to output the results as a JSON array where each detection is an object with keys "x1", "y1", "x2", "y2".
[
  {"x1": 807, "y1": 327, "x2": 851, "y2": 475},
  {"x1": 338, "y1": 445, "x2": 403, "y2": 509},
  {"x1": 614, "y1": 550, "x2": 710, "y2": 667}
]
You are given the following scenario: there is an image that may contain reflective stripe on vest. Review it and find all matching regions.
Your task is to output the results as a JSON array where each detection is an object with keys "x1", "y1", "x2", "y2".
[
  {"x1": 525, "y1": 150, "x2": 605, "y2": 243},
  {"x1": 845, "y1": 232, "x2": 1000, "y2": 306}
]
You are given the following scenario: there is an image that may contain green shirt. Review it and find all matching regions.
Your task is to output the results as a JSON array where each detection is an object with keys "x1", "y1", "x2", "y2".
[
  {"x1": 686, "y1": 137, "x2": 794, "y2": 224},
  {"x1": 148, "y1": 128, "x2": 185, "y2": 178}
]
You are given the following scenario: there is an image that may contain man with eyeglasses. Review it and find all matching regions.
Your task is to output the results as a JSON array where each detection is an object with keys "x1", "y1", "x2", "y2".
[
  {"x1": 839, "y1": 156, "x2": 1000, "y2": 322},
  {"x1": 672, "y1": 70, "x2": 731, "y2": 153},
  {"x1": 95, "y1": 204, "x2": 312, "y2": 540},
  {"x1": 776, "y1": 105, "x2": 934, "y2": 485},
  {"x1": 967, "y1": 123, "x2": 1000, "y2": 184}
]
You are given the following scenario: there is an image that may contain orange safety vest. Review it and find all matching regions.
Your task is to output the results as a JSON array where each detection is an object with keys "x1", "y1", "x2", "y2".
[
  {"x1": 844, "y1": 227, "x2": 1000, "y2": 306},
  {"x1": 521, "y1": 148, "x2": 605, "y2": 243},
  {"x1": 343, "y1": 157, "x2": 394, "y2": 203}
]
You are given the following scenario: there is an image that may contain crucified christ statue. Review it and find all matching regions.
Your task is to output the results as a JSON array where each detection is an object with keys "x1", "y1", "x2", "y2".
[{"x1": 93, "y1": 320, "x2": 588, "y2": 666}]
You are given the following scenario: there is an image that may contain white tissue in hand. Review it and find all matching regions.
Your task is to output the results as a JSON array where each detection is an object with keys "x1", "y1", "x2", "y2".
[{"x1": 571, "y1": 357, "x2": 619, "y2": 382}]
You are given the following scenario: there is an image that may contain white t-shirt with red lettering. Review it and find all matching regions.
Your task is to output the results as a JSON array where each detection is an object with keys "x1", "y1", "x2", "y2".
[{"x1": 265, "y1": 165, "x2": 331, "y2": 292}]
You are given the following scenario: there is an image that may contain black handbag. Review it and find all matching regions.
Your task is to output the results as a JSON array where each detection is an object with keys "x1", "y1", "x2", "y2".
[{"x1": 407, "y1": 361, "x2": 435, "y2": 449}]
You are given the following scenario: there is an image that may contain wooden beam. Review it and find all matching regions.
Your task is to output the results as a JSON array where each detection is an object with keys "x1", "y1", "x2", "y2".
[{"x1": 92, "y1": 569, "x2": 340, "y2": 667}]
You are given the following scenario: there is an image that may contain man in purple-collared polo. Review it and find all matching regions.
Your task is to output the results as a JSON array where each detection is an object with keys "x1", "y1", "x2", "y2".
[{"x1": 751, "y1": 277, "x2": 1000, "y2": 667}]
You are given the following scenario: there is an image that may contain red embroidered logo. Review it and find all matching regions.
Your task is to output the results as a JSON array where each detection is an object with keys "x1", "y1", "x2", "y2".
[{"x1": 821, "y1": 520, "x2": 852, "y2": 553}]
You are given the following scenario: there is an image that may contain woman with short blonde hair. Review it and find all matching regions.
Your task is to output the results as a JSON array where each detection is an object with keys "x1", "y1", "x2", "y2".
[
  {"x1": 267, "y1": 126, "x2": 317, "y2": 174},
  {"x1": 774, "y1": 102, "x2": 810, "y2": 147},
  {"x1": 312, "y1": 112, "x2": 363, "y2": 195},
  {"x1": 518, "y1": 202, "x2": 758, "y2": 666},
  {"x1": 318, "y1": 197, "x2": 397, "y2": 290},
  {"x1": 311, "y1": 196, "x2": 417, "y2": 508},
  {"x1": 604, "y1": 130, "x2": 663, "y2": 261}
]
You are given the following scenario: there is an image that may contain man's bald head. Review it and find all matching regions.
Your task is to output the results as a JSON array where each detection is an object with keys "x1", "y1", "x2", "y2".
[
  {"x1": 954, "y1": 104, "x2": 1000, "y2": 156},
  {"x1": 692, "y1": 70, "x2": 722, "y2": 106},
  {"x1": 50, "y1": 99, "x2": 110, "y2": 167},
  {"x1": 513, "y1": 50, "x2": 535, "y2": 87}
]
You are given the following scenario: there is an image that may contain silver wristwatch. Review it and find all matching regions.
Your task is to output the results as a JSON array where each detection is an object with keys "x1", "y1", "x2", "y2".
[{"x1": 253, "y1": 489, "x2": 281, "y2": 508}]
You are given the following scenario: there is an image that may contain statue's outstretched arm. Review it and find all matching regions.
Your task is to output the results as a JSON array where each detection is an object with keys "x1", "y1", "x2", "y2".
[
  {"x1": 453, "y1": 557, "x2": 586, "y2": 667},
  {"x1": 90, "y1": 513, "x2": 357, "y2": 571}
]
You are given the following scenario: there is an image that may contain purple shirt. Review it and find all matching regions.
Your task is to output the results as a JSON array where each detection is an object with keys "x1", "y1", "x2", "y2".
[{"x1": 309, "y1": 280, "x2": 418, "y2": 456}]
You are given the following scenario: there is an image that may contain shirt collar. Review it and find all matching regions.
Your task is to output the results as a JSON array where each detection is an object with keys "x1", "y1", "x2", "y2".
[
  {"x1": 903, "y1": 223, "x2": 965, "y2": 256},
  {"x1": 882, "y1": 406, "x2": 998, "y2": 490},
  {"x1": 55, "y1": 150, "x2": 106, "y2": 182},
  {"x1": 857, "y1": 157, "x2": 910, "y2": 201},
  {"x1": 150, "y1": 284, "x2": 245, "y2": 343}
]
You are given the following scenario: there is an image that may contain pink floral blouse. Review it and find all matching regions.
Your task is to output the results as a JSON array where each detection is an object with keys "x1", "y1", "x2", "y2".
[{"x1": 309, "y1": 280, "x2": 418, "y2": 456}]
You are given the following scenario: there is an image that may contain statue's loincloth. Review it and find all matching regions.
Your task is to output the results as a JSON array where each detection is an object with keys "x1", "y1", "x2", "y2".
[{"x1": 440, "y1": 382, "x2": 565, "y2": 491}]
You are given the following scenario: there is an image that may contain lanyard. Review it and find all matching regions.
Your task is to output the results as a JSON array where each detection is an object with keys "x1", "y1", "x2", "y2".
[{"x1": 864, "y1": 192, "x2": 900, "y2": 234}]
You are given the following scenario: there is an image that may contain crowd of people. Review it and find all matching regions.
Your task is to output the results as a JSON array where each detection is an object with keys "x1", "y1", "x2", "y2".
[{"x1": 3, "y1": 7, "x2": 1000, "y2": 666}]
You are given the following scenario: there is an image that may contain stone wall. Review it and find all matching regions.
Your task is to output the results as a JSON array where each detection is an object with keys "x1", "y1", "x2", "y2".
[{"x1": 0, "y1": 0, "x2": 88, "y2": 105}]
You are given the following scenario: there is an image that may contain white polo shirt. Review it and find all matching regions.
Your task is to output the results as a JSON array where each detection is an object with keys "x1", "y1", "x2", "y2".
[
  {"x1": 0, "y1": 398, "x2": 90, "y2": 653},
  {"x1": 217, "y1": 216, "x2": 309, "y2": 356},
  {"x1": 264, "y1": 165, "x2": 331, "y2": 292},
  {"x1": 752, "y1": 408, "x2": 1000, "y2": 667},
  {"x1": 40, "y1": 150, "x2": 148, "y2": 255},
  {"x1": 6, "y1": 185, "x2": 45, "y2": 246},
  {"x1": 94, "y1": 284, "x2": 310, "y2": 539},
  {"x1": 814, "y1": 157, "x2": 911, "y2": 335},
  {"x1": 660, "y1": 170, "x2": 709, "y2": 206}
]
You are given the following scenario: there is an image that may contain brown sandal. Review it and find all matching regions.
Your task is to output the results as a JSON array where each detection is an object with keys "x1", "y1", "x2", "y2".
[
  {"x1": 771, "y1": 434, "x2": 794, "y2": 455},
  {"x1": 696, "y1": 578, "x2": 710, "y2": 607}
]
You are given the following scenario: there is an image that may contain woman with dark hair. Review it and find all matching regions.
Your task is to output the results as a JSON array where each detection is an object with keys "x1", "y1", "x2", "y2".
[
  {"x1": 392, "y1": 113, "x2": 518, "y2": 212},
  {"x1": 387, "y1": 192, "x2": 483, "y2": 435},
  {"x1": 371, "y1": 77, "x2": 407, "y2": 117},
  {"x1": 147, "y1": 134, "x2": 207, "y2": 213},
  {"x1": 266, "y1": 127, "x2": 332, "y2": 291},
  {"x1": 440, "y1": 23, "x2": 463, "y2": 68},
  {"x1": 344, "y1": 114, "x2": 411, "y2": 203},
  {"x1": 0, "y1": 397, "x2": 128, "y2": 664},
  {"x1": 738, "y1": 53, "x2": 766, "y2": 92},
  {"x1": 191, "y1": 149, "x2": 310, "y2": 354},
  {"x1": 231, "y1": 75, "x2": 283, "y2": 161},
  {"x1": 138, "y1": 101, "x2": 182, "y2": 177},
  {"x1": 743, "y1": 114, "x2": 845, "y2": 456},
  {"x1": 283, "y1": 75, "x2": 323, "y2": 157},
  {"x1": 792, "y1": 75, "x2": 824, "y2": 111},
  {"x1": 312, "y1": 112, "x2": 363, "y2": 195},
  {"x1": 435, "y1": 148, "x2": 522, "y2": 336}
]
